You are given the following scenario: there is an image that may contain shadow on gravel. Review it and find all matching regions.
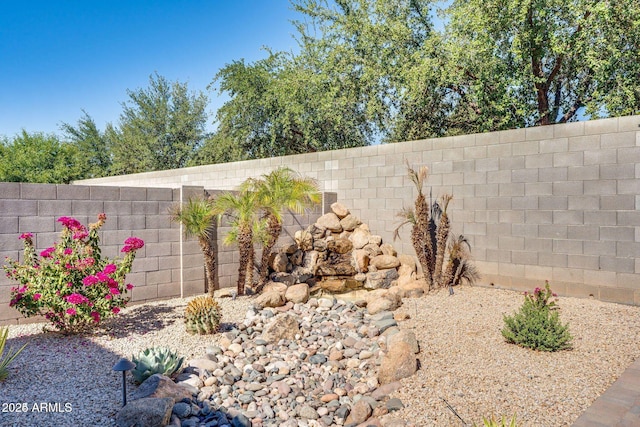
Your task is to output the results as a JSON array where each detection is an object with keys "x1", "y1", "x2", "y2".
[{"x1": 100, "y1": 303, "x2": 181, "y2": 338}]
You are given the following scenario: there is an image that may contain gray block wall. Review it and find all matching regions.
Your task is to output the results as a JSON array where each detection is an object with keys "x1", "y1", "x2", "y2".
[{"x1": 78, "y1": 115, "x2": 640, "y2": 305}]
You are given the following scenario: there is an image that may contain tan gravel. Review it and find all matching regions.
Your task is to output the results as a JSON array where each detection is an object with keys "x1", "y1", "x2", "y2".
[{"x1": 3, "y1": 286, "x2": 640, "y2": 427}]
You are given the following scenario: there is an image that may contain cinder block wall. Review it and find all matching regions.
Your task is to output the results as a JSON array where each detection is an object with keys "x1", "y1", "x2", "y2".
[
  {"x1": 0, "y1": 183, "x2": 202, "y2": 325},
  {"x1": 79, "y1": 115, "x2": 640, "y2": 305}
]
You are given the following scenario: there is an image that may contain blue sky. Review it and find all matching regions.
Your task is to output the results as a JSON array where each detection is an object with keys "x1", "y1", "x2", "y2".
[{"x1": 0, "y1": 1, "x2": 301, "y2": 138}]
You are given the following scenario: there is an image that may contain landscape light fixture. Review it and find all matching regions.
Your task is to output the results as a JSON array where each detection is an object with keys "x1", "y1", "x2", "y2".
[{"x1": 112, "y1": 357, "x2": 136, "y2": 407}]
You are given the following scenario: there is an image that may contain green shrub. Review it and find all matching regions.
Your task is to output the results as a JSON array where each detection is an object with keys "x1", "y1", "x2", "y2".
[
  {"x1": 0, "y1": 327, "x2": 27, "y2": 382},
  {"x1": 502, "y1": 281, "x2": 572, "y2": 352},
  {"x1": 131, "y1": 347, "x2": 184, "y2": 384}
]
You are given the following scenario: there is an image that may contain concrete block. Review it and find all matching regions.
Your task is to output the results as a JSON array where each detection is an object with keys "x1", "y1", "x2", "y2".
[
  {"x1": 487, "y1": 143, "x2": 511, "y2": 158},
  {"x1": 552, "y1": 239, "x2": 583, "y2": 254},
  {"x1": 584, "y1": 117, "x2": 618, "y2": 134},
  {"x1": 511, "y1": 169, "x2": 538, "y2": 183},
  {"x1": 37, "y1": 200, "x2": 72, "y2": 216},
  {"x1": 89, "y1": 186, "x2": 120, "y2": 200},
  {"x1": 499, "y1": 128, "x2": 526, "y2": 143},
  {"x1": 583, "y1": 240, "x2": 615, "y2": 256},
  {"x1": 498, "y1": 262, "x2": 524, "y2": 277},
  {"x1": 0, "y1": 200, "x2": 37, "y2": 216},
  {"x1": 539, "y1": 224, "x2": 568, "y2": 239},
  {"x1": 584, "y1": 149, "x2": 616, "y2": 165},
  {"x1": 487, "y1": 170, "x2": 511, "y2": 184},
  {"x1": 20, "y1": 183, "x2": 57, "y2": 200},
  {"x1": 0, "y1": 182, "x2": 20, "y2": 198},
  {"x1": 497, "y1": 183, "x2": 523, "y2": 197},
  {"x1": 119, "y1": 187, "x2": 147, "y2": 201},
  {"x1": 526, "y1": 125, "x2": 554, "y2": 141},
  {"x1": 618, "y1": 211, "x2": 640, "y2": 226},
  {"x1": 18, "y1": 216, "x2": 55, "y2": 233},
  {"x1": 552, "y1": 181, "x2": 583, "y2": 196},
  {"x1": 539, "y1": 196, "x2": 568, "y2": 210},
  {"x1": 131, "y1": 285, "x2": 158, "y2": 302},
  {"x1": 618, "y1": 179, "x2": 640, "y2": 195},
  {"x1": 147, "y1": 269, "x2": 173, "y2": 285},
  {"x1": 72, "y1": 200, "x2": 105, "y2": 215},
  {"x1": 525, "y1": 210, "x2": 552, "y2": 224},
  {"x1": 538, "y1": 167, "x2": 568, "y2": 182},
  {"x1": 524, "y1": 182, "x2": 552, "y2": 196},
  {"x1": 539, "y1": 138, "x2": 568, "y2": 153},
  {"x1": 157, "y1": 255, "x2": 180, "y2": 270},
  {"x1": 499, "y1": 235, "x2": 524, "y2": 251},
  {"x1": 463, "y1": 145, "x2": 486, "y2": 159},
  {"x1": 568, "y1": 134, "x2": 600, "y2": 151},
  {"x1": 147, "y1": 187, "x2": 175, "y2": 201},
  {"x1": 564, "y1": 282, "x2": 599, "y2": 299},
  {"x1": 554, "y1": 121, "x2": 585, "y2": 138},
  {"x1": 553, "y1": 210, "x2": 583, "y2": 225},
  {"x1": 601, "y1": 131, "x2": 636, "y2": 148},
  {"x1": 600, "y1": 226, "x2": 635, "y2": 241},
  {"x1": 568, "y1": 165, "x2": 599, "y2": 181},
  {"x1": 553, "y1": 151, "x2": 583, "y2": 167},
  {"x1": 486, "y1": 249, "x2": 511, "y2": 263},
  {"x1": 525, "y1": 153, "x2": 553, "y2": 168},
  {"x1": 584, "y1": 210, "x2": 616, "y2": 225},
  {"x1": 0, "y1": 217, "x2": 18, "y2": 234},
  {"x1": 117, "y1": 215, "x2": 146, "y2": 230},
  {"x1": 568, "y1": 196, "x2": 599, "y2": 211},
  {"x1": 454, "y1": 134, "x2": 476, "y2": 148},
  {"x1": 512, "y1": 141, "x2": 539, "y2": 156},
  {"x1": 511, "y1": 223, "x2": 538, "y2": 238},
  {"x1": 552, "y1": 267, "x2": 584, "y2": 284},
  {"x1": 539, "y1": 252, "x2": 567, "y2": 267},
  {"x1": 617, "y1": 273, "x2": 639, "y2": 288},
  {"x1": 568, "y1": 254, "x2": 599, "y2": 270},
  {"x1": 599, "y1": 287, "x2": 634, "y2": 304},
  {"x1": 600, "y1": 163, "x2": 635, "y2": 180},
  {"x1": 511, "y1": 251, "x2": 538, "y2": 265},
  {"x1": 103, "y1": 201, "x2": 133, "y2": 216},
  {"x1": 475, "y1": 183, "x2": 499, "y2": 197},
  {"x1": 182, "y1": 279, "x2": 206, "y2": 296},
  {"x1": 499, "y1": 155, "x2": 525, "y2": 170},
  {"x1": 618, "y1": 147, "x2": 640, "y2": 163},
  {"x1": 584, "y1": 180, "x2": 616, "y2": 195},
  {"x1": 511, "y1": 196, "x2": 538, "y2": 210},
  {"x1": 157, "y1": 282, "x2": 180, "y2": 299},
  {"x1": 144, "y1": 242, "x2": 172, "y2": 257},
  {"x1": 132, "y1": 201, "x2": 159, "y2": 215},
  {"x1": 618, "y1": 115, "x2": 640, "y2": 131}
]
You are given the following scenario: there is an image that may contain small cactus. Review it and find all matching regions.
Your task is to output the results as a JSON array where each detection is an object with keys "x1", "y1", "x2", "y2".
[
  {"x1": 184, "y1": 295, "x2": 221, "y2": 335},
  {"x1": 131, "y1": 347, "x2": 184, "y2": 384}
]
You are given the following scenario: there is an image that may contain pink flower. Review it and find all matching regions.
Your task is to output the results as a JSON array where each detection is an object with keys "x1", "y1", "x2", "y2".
[
  {"x1": 96, "y1": 271, "x2": 110, "y2": 282},
  {"x1": 105, "y1": 294, "x2": 112, "y2": 300},
  {"x1": 33, "y1": 293, "x2": 41, "y2": 301},
  {"x1": 40, "y1": 247, "x2": 55, "y2": 258},
  {"x1": 109, "y1": 287, "x2": 120, "y2": 295},
  {"x1": 126, "y1": 284, "x2": 134, "y2": 290},
  {"x1": 97, "y1": 213, "x2": 107, "y2": 221},
  {"x1": 64, "y1": 248, "x2": 73, "y2": 255},
  {"x1": 103, "y1": 264, "x2": 117, "y2": 274},
  {"x1": 66, "y1": 308, "x2": 76, "y2": 316},
  {"x1": 121, "y1": 237, "x2": 144, "y2": 253},
  {"x1": 90, "y1": 311, "x2": 100, "y2": 323},
  {"x1": 19, "y1": 232, "x2": 33, "y2": 240},
  {"x1": 73, "y1": 231, "x2": 88, "y2": 240},
  {"x1": 112, "y1": 307, "x2": 120, "y2": 314},
  {"x1": 82, "y1": 275, "x2": 99, "y2": 286},
  {"x1": 57, "y1": 216, "x2": 83, "y2": 230},
  {"x1": 66, "y1": 293, "x2": 89, "y2": 305}
]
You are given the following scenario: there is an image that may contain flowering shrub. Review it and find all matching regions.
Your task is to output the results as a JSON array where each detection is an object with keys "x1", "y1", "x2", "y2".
[
  {"x1": 502, "y1": 281, "x2": 572, "y2": 352},
  {"x1": 4, "y1": 214, "x2": 144, "y2": 334}
]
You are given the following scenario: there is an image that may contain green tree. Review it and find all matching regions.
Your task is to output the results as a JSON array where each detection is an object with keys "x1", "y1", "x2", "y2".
[
  {"x1": 109, "y1": 73, "x2": 209, "y2": 174},
  {"x1": 443, "y1": 0, "x2": 640, "y2": 127},
  {"x1": 245, "y1": 167, "x2": 320, "y2": 288},
  {"x1": 60, "y1": 110, "x2": 112, "y2": 179},
  {"x1": 170, "y1": 196, "x2": 218, "y2": 296},
  {"x1": 213, "y1": 190, "x2": 265, "y2": 296},
  {"x1": 0, "y1": 131, "x2": 81, "y2": 183}
]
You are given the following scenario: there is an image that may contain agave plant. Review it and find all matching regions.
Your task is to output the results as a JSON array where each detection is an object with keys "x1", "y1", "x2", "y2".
[
  {"x1": 184, "y1": 295, "x2": 222, "y2": 335},
  {"x1": 0, "y1": 327, "x2": 27, "y2": 382},
  {"x1": 131, "y1": 347, "x2": 184, "y2": 384}
]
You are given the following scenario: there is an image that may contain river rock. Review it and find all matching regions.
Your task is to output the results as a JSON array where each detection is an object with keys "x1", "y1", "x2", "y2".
[
  {"x1": 340, "y1": 214, "x2": 361, "y2": 231},
  {"x1": 326, "y1": 238, "x2": 353, "y2": 254},
  {"x1": 261, "y1": 313, "x2": 299, "y2": 342},
  {"x1": 349, "y1": 228, "x2": 371, "y2": 249},
  {"x1": 370, "y1": 255, "x2": 400, "y2": 270},
  {"x1": 378, "y1": 341, "x2": 418, "y2": 385},
  {"x1": 316, "y1": 213, "x2": 343, "y2": 232},
  {"x1": 285, "y1": 283, "x2": 309, "y2": 304}
]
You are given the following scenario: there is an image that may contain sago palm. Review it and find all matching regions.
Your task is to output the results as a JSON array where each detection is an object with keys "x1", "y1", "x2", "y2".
[
  {"x1": 406, "y1": 162, "x2": 434, "y2": 289},
  {"x1": 169, "y1": 196, "x2": 218, "y2": 296},
  {"x1": 213, "y1": 189, "x2": 264, "y2": 296},
  {"x1": 244, "y1": 167, "x2": 320, "y2": 288},
  {"x1": 434, "y1": 194, "x2": 453, "y2": 286}
]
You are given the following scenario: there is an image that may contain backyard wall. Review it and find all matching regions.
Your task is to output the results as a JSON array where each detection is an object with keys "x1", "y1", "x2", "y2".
[
  {"x1": 0, "y1": 183, "x2": 329, "y2": 325},
  {"x1": 79, "y1": 115, "x2": 640, "y2": 305}
]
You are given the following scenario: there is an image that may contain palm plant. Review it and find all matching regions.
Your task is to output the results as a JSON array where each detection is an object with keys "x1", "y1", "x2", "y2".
[
  {"x1": 169, "y1": 196, "x2": 218, "y2": 296},
  {"x1": 245, "y1": 167, "x2": 320, "y2": 288},
  {"x1": 213, "y1": 189, "x2": 265, "y2": 296},
  {"x1": 434, "y1": 194, "x2": 453, "y2": 285}
]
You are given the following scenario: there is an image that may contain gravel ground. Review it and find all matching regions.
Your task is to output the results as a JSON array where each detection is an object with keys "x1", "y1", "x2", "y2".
[{"x1": 3, "y1": 286, "x2": 640, "y2": 427}]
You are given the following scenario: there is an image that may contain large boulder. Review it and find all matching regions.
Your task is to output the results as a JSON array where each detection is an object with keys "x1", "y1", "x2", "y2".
[
  {"x1": 378, "y1": 341, "x2": 418, "y2": 385},
  {"x1": 352, "y1": 249, "x2": 370, "y2": 273},
  {"x1": 380, "y1": 243, "x2": 397, "y2": 257},
  {"x1": 116, "y1": 397, "x2": 174, "y2": 427},
  {"x1": 262, "y1": 313, "x2": 300, "y2": 342},
  {"x1": 387, "y1": 330, "x2": 420, "y2": 354},
  {"x1": 365, "y1": 290, "x2": 401, "y2": 314},
  {"x1": 285, "y1": 283, "x2": 310, "y2": 304},
  {"x1": 340, "y1": 214, "x2": 361, "y2": 231},
  {"x1": 270, "y1": 252, "x2": 289, "y2": 273},
  {"x1": 326, "y1": 238, "x2": 353, "y2": 254},
  {"x1": 349, "y1": 228, "x2": 372, "y2": 249},
  {"x1": 330, "y1": 202, "x2": 350, "y2": 218},
  {"x1": 316, "y1": 213, "x2": 343, "y2": 232},
  {"x1": 130, "y1": 374, "x2": 193, "y2": 402},
  {"x1": 370, "y1": 255, "x2": 400, "y2": 270},
  {"x1": 254, "y1": 290, "x2": 286, "y2": 309},
  {"x1": 365, "y1": 269, "x2": 399, "y2": 290}
]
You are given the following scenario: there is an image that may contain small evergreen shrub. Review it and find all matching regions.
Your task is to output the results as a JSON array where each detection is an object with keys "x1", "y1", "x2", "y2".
[{"x1": 502, "y1": 281, "x2": 572, "y2": 352}]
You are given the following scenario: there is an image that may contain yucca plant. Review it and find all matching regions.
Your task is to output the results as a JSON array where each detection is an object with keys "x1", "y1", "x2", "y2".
[
  {"x1": 184, "y1": 295, "x2": 222, "y2": 335},
  {"x1": 475, "y1": 414, "x2": 518, "y2": 427},
  {"x1": 0, "y1": 327, "x2": 27, "y2": 382},
  {"x1": 131, "y1": 347, "x2": 184, "y2": 384}
]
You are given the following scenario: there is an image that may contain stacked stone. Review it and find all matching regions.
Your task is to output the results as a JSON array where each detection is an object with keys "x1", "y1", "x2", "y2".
[
  {"x1": 256, "y1": 202, "x2": 428, "y2": 315},
  {"x1": 117, "y1": 297, "x2": 420, "y2": 427}
]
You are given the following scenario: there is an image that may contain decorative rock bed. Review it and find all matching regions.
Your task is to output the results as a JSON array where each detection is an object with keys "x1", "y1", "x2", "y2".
[{"x1": 117, "y1": 297, "x2": 420, "y2": 427}]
